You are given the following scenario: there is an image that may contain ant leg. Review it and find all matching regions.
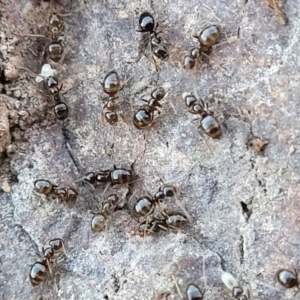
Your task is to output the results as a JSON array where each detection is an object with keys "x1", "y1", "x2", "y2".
[
  {"x1": 151, "y1": 55, "x2": 160, "y2": 72},
  {"x1": 202, "y1": 256, "x2": 207, "y2": 289},
  {"x1": 143, "y1": 217, "x2": 150, "y2": 242},
  {"x1": 66, "y1": 143, "x2": 84, "y2": 172},
  {"x1": 173, "y1": 193, "x2": 193, "y2": 224},
  {"x1": 101, "y1": 182, "x2": 111, "y2": 197},
  {"x1": 61, "y1": 240, "x2": 68, "y2": 259},
  {"x1": 117, "y1": 113, "x2": 128, "y2": 126},
  {"x1": 46, "y1": 259, "x2": 53, "y2": 275},
  {"x1": 17, "y1": 67, "x2": 39, "y2": 78},
  {"x1": 171, "y1": 275, "x2": 184, "y2": 300}
]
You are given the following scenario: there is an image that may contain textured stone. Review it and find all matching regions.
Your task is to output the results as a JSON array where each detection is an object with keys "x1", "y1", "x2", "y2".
[{"x1": 0, "y1": 0, "x2": 299, "y2": 300}]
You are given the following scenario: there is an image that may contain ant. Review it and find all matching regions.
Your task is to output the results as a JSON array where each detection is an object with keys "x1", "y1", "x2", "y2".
[
  {"x1": 47, "y1": 12, "x2": 64, "y2": 62},
  {"x1": 29, "y1": 238, "x2": 66, "y2": 286},
  {"x1": 186, "y1": 283, "x2": 204, "y2": 300},
  {"x1": 82, "y1": 165, "x2": 133, "y2": 187},
  {"x1": 183, "y1": 92, "x2": 221, "y2": 139},
  {"x1": 45, "y1": 76, "x2": 68, "y2": 120},
  {"x1": 134, "y1": 185, "x2": 188, "y2": 236},
  {"x1": 183, "y1": 25, "x2": 220, "y2": 70},
  {"x1": 100, "y1": 71, "x2": 125, "y2": 125},
  {"x1": 276, "y1": 269, "x2": 300, "y2": 289},
  {"x1": 91, "y1": 194, "x2": 119, "y2": 232},
  {"x1": 34, "y1": 179, "x2": 78, "y2": 202},
  {"x1": 20, "y1": 12, "x2": 65, "y2": 63},
  {"x1": 137, "y1": 210, "x2": 188, "y2": 237},
  {"x1": 133, "y1": 185, "x2": 177, "y2": 218},
  {"x1": 133, "y1": 84, "x2": 170, "y2": 129},
  {"x1": 137, "y1": 12, "x2": 169, "y2": 67},
  {"x1": 221, "y1": 271, "x2": 249, "y2": 300}
]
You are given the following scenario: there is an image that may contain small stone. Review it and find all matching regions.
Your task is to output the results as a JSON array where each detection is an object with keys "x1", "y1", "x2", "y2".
[
  {"x1": 4, "y1": 64, "x2": 18, "y2": 80},
  {"x1": 6, "y1": 144, "x2": 17, "y2": 157},
  {"x1": 13, "y1": 89, "x2": 21, "y2": 98},
  {"x1": 12, "y1": 132, "x2": 22, "y2": 141},
  {"x1": 18, "y1": 110, "x2": 29, "y2": 120},
  {"x1": 19, "y1": 120, "x2": 28, "y2": 130},
  {"x1": 1, "y1": 180, "x2": 11, "y2": 193},
  {"x1": 289, "y1": 145, "x2": 296, "y2": 155},
  {"x1": 28, "y1": 107, "x2": 37, "y2": 116}
]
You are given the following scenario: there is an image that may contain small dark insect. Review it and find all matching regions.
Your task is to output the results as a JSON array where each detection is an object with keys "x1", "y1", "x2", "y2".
[
  {"x1": 46, "y1": 12, "x2": 64, "y2": 62},
  {"x1": 137, "y1": 210, "x2": 188, "y2": 237},
  {"x1": 276, "y1": 269, "x2": 299, "y2": 289},
  {"x1": 34, "y1": 179, "x2": 78, "y2": 202},
  {"x1": 133, "y1": 84, "x2": 170, "y2": 129},
  {"x1": 137, "y1": 12, "x2": 169, "y2": 65},
  {"x1": 221, "y1": 271, "x2": 249, "y2": 300},
  {"x1": 45, "y1": 76, "x2": 68, "y2": 120},
  {"x1": 29, "y1": 238, "x2": 66, "y2": 286},
  {"x1": 183, "y1": 92, "x2": 221, "y2": 138},
  {"x1": 134, "y1": 184, "x2": 178, "y2": 217},
  {"x1": 248, "y1": 137, "x2": 268, "y2": 154},
  {"x1": 101, "y1": 71, "x2": 124, "y2": 125},
  {"x1": 186, "y1": 283, "x2": 204, "y2": 300},
  {"x1": 83, "y1": 165, "x2": 133, "y2": 186},
  {"x1": 135, "y1": 185, "x2": 188, "y2": 237},
  {"x1": 153, "y1": 185, "x2": 177, "y2": 202},
  {"x1": 91, "y1": 194, "x2": 119, "y2": 232},
  {"x1": 183, "y1": 25, "x2": 220, "y2": 70}
]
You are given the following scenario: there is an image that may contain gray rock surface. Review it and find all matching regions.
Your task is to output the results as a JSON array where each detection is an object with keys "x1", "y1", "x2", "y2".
[{"x1": 0, "y1": 0, "x2": 299, "y2": 299}]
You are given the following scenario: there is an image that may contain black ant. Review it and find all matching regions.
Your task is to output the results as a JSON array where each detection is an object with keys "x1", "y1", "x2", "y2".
[
  {"x1": 276, "y1": 269, "x2": 300, "y2": 289},
  {"x1": 82, "y1": 165, "x2": 133, "y2": 186},
  {"x1": 133, "y1": 84, "x2": 170, "y2": 129},
  {"x1": 134, "y1": 185, "x2": 188, "y2": 236},
  {"x1": 137, "y1": 12, "x2": 169, "y2": 66},
  {"x1": 137, "y1": 210, "x2": 188, "y2": 237},
  {"x1": 47, "y1": 12, "x2": 64, "y2": 63},
  {"x1": 183, "y1": 25, "x2": 220, "y2": 70},
  {"x1": 20, "y1": 12, "x2": 65, "y2": 63},
  {"x1": 45, "y1": 76, "x2": 68, "y2": 120},
  {"x1": 34, "y1": 179, "x2": 78, "y2": 202},
  {"x1": 100, "y1": 71, "x2": 125, "y2": 125},
  {"x1": 183, "y1": 92, "x2": 221, "y2": 139},
  {"x1": 133, "y1": 185, "x2": 177, "y2": 218},
  {"x1": 29, "y1": 238, "x2": 66, "y2": 286},
  {"x1": 221, "y1": 271, "x2": 249, "y2": 300},
  {"x1": 186, "y1": 283, "x2": 204, "y2": 300},
  {"x1": 91, "y1": 194, "x2": 119, "y2": 232}
]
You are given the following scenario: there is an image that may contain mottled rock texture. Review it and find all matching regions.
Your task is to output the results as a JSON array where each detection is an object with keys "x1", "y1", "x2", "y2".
[{"x1": 0, "y1": 0, "x2": 299, "y2": 299}]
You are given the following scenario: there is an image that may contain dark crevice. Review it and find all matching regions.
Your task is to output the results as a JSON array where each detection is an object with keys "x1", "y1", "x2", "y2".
[
  {"x1": 239, "y1": 235, "x2": 244, "y2": 265},
  {"x1": 125, "y1": 150, "x2": 141, "y2": 203},
  {"x1": 0, "y1": 69, "x2": 7, "y2": 84},
  {"x1": 112, "y1": 274, "x2": 120, "y2": 293},
  {"x1": 61, "y1": 123, "x2": 82, "y2": 174},
  {"x1": 215, "y1": 251, "x2": 226, "y2": 271},
  {"x1": 240, "y1": 201, "x2": 252, "y2": 221},
  {"x1": 13, "y1": 223, "x2": 40, "y2": 255},
  {"x1": 207, "y1": 180, "x2": 218, "y2": 204}
]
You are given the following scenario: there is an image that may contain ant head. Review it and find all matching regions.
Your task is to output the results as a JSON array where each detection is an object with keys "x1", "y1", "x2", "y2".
[{"x1": 138, "y1": 12, "x2": 155, "y2": 33}]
